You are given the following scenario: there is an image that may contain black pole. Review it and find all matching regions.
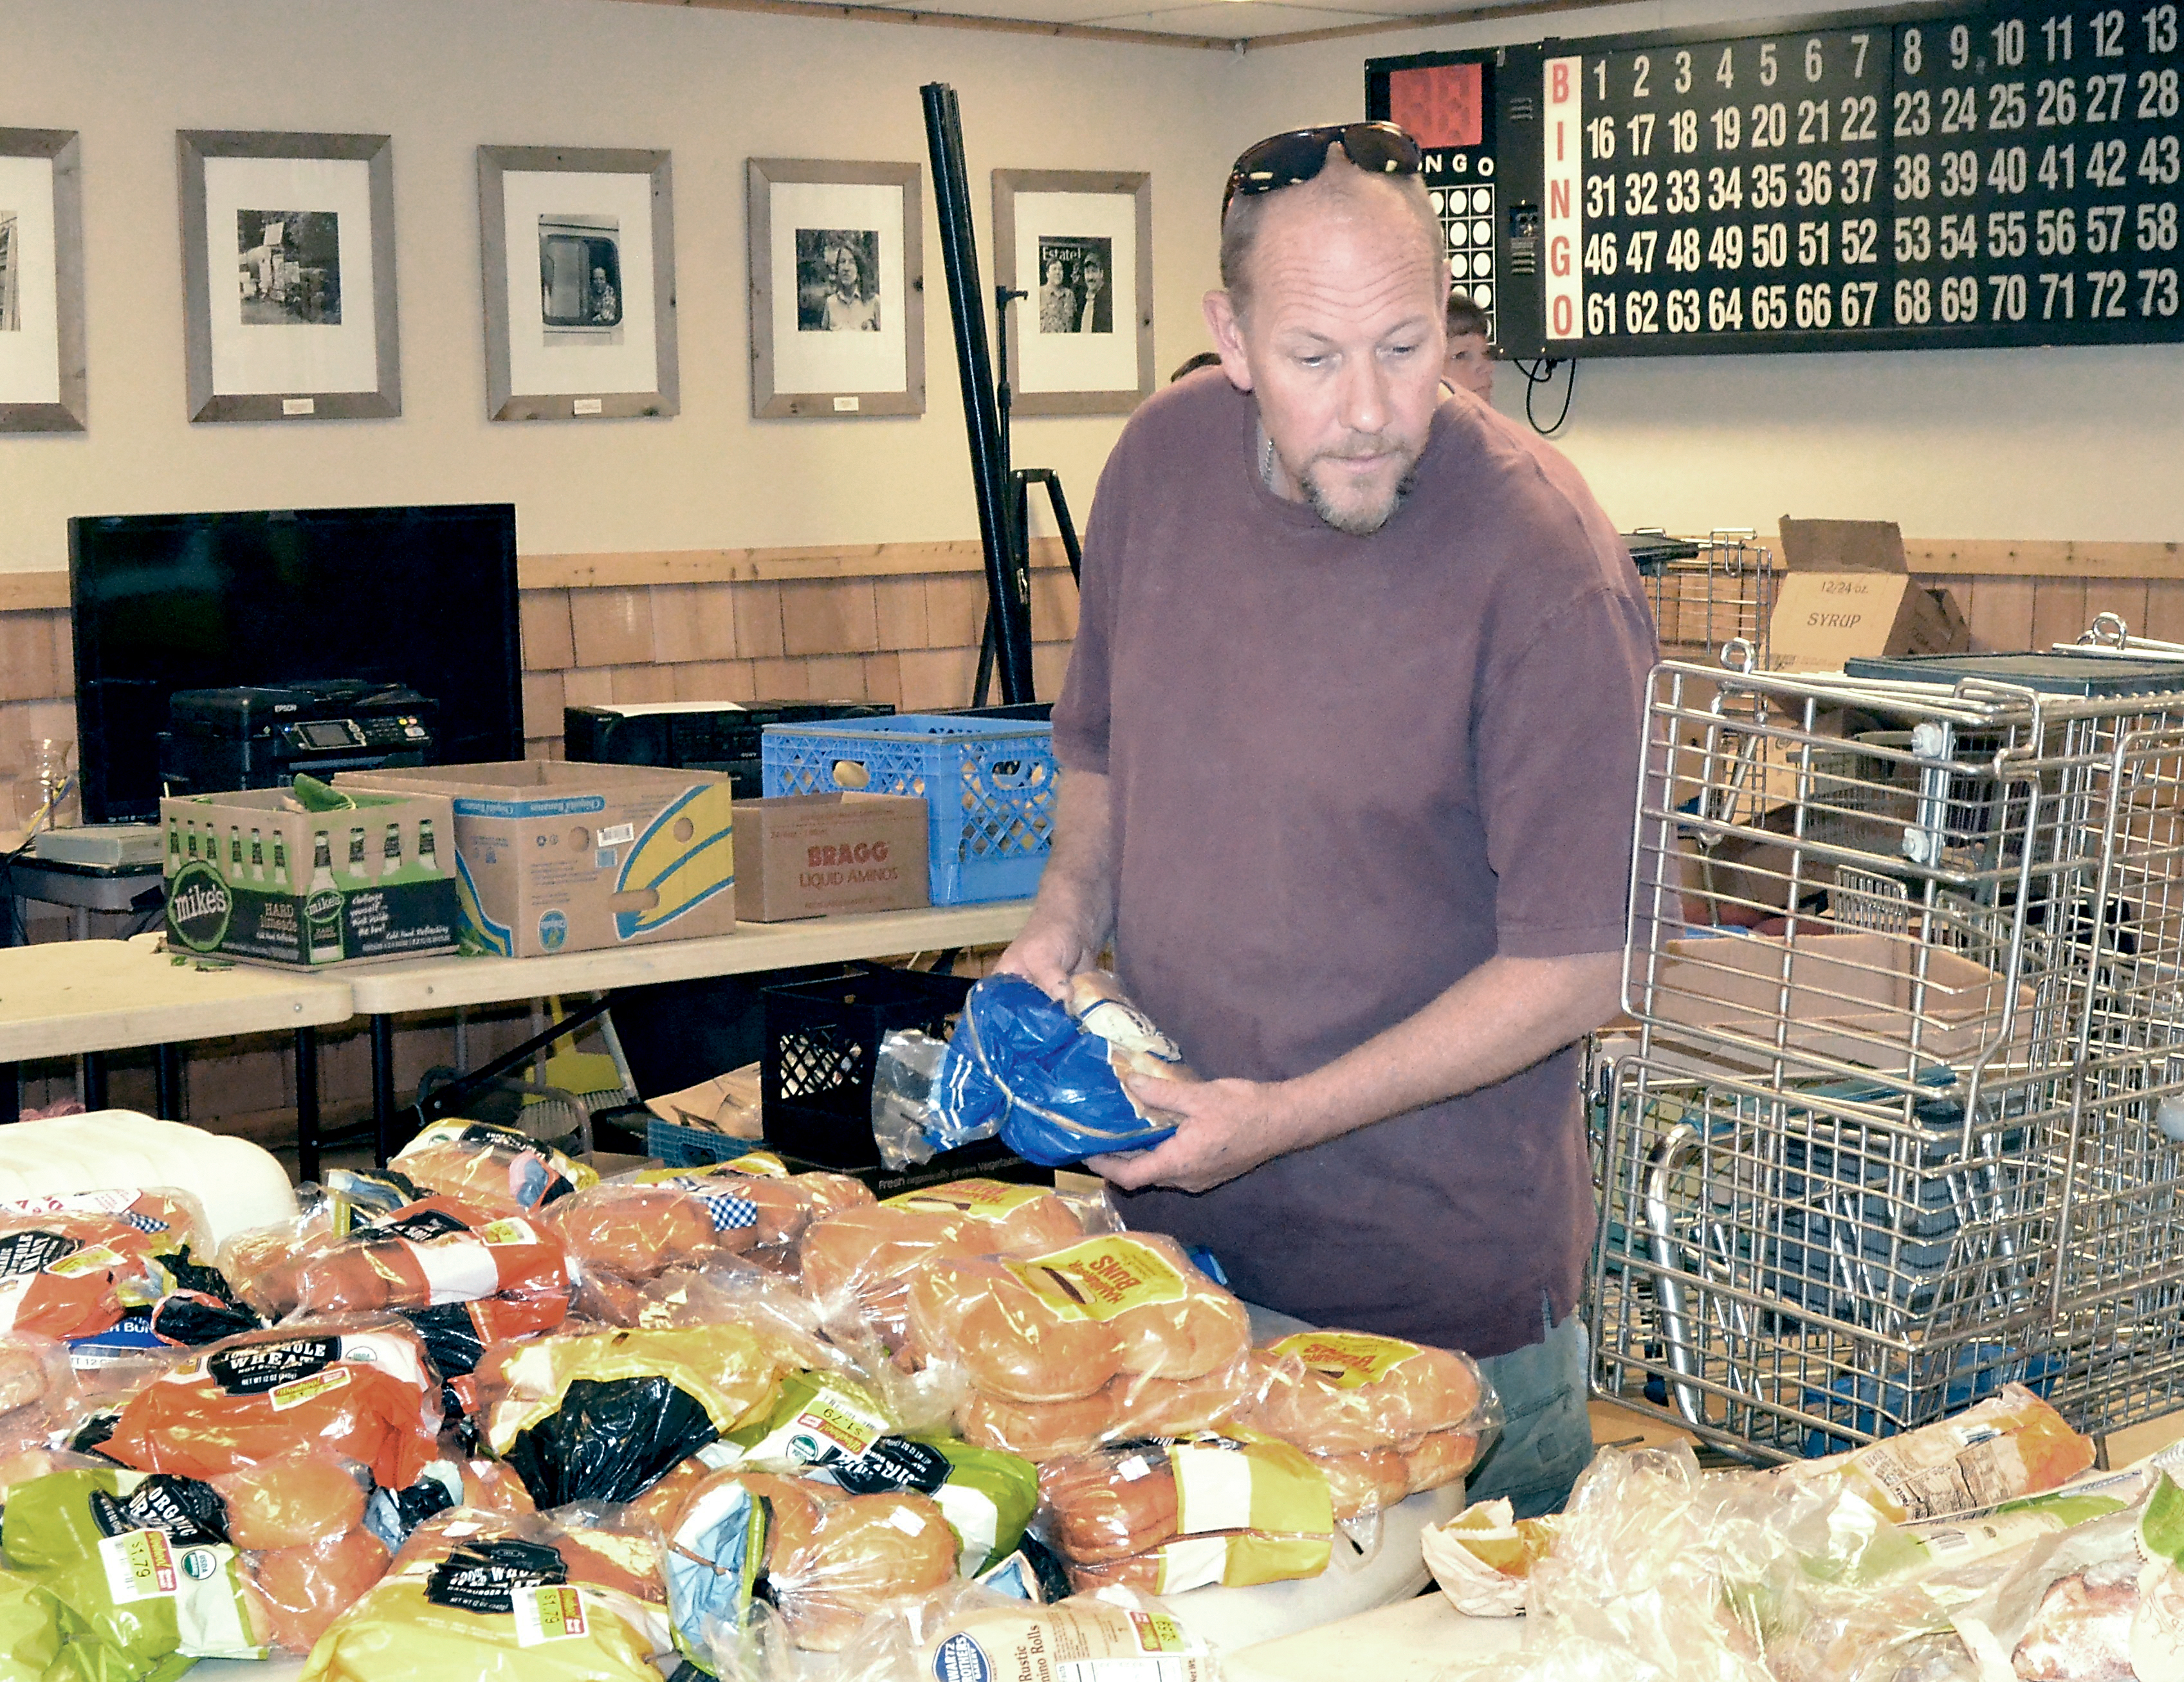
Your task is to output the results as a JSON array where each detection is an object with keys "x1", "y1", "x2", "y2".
[{"x1": 921, "y1": 82, "x2": 1035, "y2": 706}]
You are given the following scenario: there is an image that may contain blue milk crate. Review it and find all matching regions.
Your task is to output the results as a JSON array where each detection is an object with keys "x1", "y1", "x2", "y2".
[{"x1": 761, "y1": 714, "x2": 1056, "y2": 904}]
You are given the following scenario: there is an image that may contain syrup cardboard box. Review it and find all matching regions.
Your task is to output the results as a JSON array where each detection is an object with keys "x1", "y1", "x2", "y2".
[
  {"x1": 338, "y1": 762, "x2": 733, "y2": 957},
  {"x1": 161, "y1": 787, "x2": 460, "y2": 967},
  {"x1": 733, "y1": 794, "x2": 929, "y2": 922},
  {"x1": 1768, "y1": 518, "x2": 1970, "y2": 674}
]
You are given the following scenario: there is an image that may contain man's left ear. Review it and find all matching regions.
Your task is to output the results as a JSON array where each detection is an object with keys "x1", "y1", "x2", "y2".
[{"x1": 1202, "y1": 289, "x2": 1254, "y2": 392}]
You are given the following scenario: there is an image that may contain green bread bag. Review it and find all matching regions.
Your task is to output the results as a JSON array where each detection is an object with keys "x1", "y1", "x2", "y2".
[
  {"x1": 0, "y1": 1571, "x2": 67, "y2": 1682},
  {"x1": 1, "y1": 1467, "x2": 262, "y2": 1681},
  {"x1": 704, "y1": 1370, "x2": 1038, "y2": 1574}
]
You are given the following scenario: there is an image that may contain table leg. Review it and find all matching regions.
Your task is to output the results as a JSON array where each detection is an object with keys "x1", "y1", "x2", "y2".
[
  {"x1": 371, "y1": 1015, "x2": 396, "y2": 1167},
  {"x1": 154, "y1": 1045, "x2": 183, "y2": 1120},
  {"x1": 81, "y1": 1053, "x2": 107, "y2": 1111},
  {"x1": 0, "y1": 1066, "x2": 16, "y2": 1125},
  {"x1": 295, "y1": 1028, "x2": 320, "y2": 1185}
]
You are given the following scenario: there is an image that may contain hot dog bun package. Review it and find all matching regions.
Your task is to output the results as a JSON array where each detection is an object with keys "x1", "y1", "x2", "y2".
[
  {"x1": 90, "y1": 1320, "x2": 446, "y2": 1494},
  {"x1": 1037, "y1": 1435, "x2": 1337, "y2": 1594},
  {"x1": 0, "y1": 1188, "x2": 258, "y2": 1366},
  {"x1": 297, "y1": 1508, "x2": 672, "y2": 1682},
  {"x1": 388, "y1": 1119, "x2": 596, "y2": 1217},
  {"x1": 914, "y1": 972, "x2": 1197, "y2": 1169},
  {"x1": 219, "y1": 1192, "x2": 571, "y2": 1324}
]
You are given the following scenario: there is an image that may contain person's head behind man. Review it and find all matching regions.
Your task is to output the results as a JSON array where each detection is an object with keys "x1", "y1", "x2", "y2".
[
  {"x1": 1444, "y1": 291, "x2": 1494, "y2": 401},
  {"x1": 1204, "y1": 127, "x2": 1445, "y2": 538}
]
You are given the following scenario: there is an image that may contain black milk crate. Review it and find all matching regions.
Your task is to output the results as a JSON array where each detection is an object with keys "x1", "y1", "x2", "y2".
[{"x1": 762, "y1": 962, "x2": 978, "y2": 1171}]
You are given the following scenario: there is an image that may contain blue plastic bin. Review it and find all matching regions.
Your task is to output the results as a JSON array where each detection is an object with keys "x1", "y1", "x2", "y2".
[{"x1": 761, "y1": 714, "x2": 1055, "y2": 904}]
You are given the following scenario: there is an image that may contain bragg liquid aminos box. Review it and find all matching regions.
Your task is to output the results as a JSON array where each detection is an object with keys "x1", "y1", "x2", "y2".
[
  {"x1": 161, "y1": 787, "x2": 461, "y2": 967},
  {"x1": 338, "y1": 762, "x2": 734, "y2": 958},
  {"x1": 733, "y1": 794, "x2": 929, "y2": 922}
]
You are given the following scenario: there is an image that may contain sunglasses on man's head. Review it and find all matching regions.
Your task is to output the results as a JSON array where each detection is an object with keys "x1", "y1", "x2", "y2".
[{"x1": 1221, "y1": 122, "x2": 1424, "y2": 220}]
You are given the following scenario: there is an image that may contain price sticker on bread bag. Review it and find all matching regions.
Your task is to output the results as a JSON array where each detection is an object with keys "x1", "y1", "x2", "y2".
[
  {"x1": 511, "y1": 1584, "x2": 589, "y2": 1647},
  {"x1": 1004, "y1": 1236, "x2": 1188, "y2": 1322},
  {"x1": 98, "y1": 1529, "x2": 179, "y2": 1602},
  {"x1": 268, "y1": 1364, "x2": 353, "y2": 1412},
  {"x1": 46, "y1": 1243, "x2": 130, "y2": 1279},
  {"x1": 1271, "y1": 1330, "x2": 1421, "y2": 1389}
]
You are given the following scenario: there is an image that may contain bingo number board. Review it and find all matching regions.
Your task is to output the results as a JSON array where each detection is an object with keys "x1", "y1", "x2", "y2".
[
  {"x1": 1537, "y1": 3, "x2": 2184, "y2": 354},
  {"x1": 1368, "y1": 47, "x2": 1550, "y2": 356}
]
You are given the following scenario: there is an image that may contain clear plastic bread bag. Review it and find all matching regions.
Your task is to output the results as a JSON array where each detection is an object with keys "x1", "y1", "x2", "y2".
[{"x1": 828, "y1": 1577, "x2": 1222, "y2": 1682}]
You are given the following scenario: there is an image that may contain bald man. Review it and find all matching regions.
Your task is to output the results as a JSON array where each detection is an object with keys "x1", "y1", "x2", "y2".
[{"x1": 998, "y1": 125, "x2": 1655, "y2": 1517}]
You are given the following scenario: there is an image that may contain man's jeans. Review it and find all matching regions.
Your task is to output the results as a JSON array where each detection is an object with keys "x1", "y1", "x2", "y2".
[{"x1": 1464, "y1": 1295, "x2": 1594, "y2": 1519}]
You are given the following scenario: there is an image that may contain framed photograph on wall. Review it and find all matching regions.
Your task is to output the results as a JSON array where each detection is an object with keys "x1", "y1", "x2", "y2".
[
  {"x1": 178, "y1": 130, "x2": 399, "y2": 423},
  {"x1": 747, "y1": 158, "x2": 922, "y2": 419},
  {"x1": 479, "y1": 145, "x2": 677, "y2": 421},
  {"x1": 0, "y1": 129, "x2": 86, "y2": 433},
  {"x1": 994, "y1": 169, "x2": 1152, "y2": 417}
]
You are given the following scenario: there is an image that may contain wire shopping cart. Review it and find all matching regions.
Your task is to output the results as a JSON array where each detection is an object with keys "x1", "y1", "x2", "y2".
[
  {"x1": 1629, "y1": 529, "x2": 1778, "y2": 670},
  {"x1": 1597, "y1": 650, "x2": 2184, "y2": 1455}
]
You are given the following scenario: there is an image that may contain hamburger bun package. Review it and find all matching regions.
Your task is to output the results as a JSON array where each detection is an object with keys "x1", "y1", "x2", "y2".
[
  {"x1": 913, "y1": 973, "x2": 1195, "y2": 1169},
  {"x1": 1245, "y1": 1330, "x2": 1500, "y2": 1458},
  {"x1": 925, "y1": 1232, "x2": 1252, "y2": 1410},
  {"x1": 883, "y1": 1178, "x2": 1097, "y2": 1254},
  {"x1": 540, "y1": 1179, "x2": 761, "y2": 1283}
]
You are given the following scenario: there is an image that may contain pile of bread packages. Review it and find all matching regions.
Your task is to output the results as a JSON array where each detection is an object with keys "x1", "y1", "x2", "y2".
[
  {"x1": 0, "y1": 1115, "x2": 1497, "y2": 1682},
  {"x1": 1426, "y1": 1381, "x2": 2184, "y2": 1681}
]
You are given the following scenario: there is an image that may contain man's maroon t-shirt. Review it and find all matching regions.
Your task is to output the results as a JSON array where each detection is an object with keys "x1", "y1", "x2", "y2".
[{"x1": 1051, "y1": 372, "x2": 1657, "y2": 1360}]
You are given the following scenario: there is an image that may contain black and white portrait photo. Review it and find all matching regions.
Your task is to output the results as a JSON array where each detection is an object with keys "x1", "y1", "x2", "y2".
[
  {"x1": 794, "y1": 227, "x2": 880, "y2": 333},
  {"x1": 539, "y1": 213, "x2": 623, "y2": 342},
  {"x1": 0, "y1": 212, "x2": 19, "y2": 332},
  {"x1": 236, "y1": 209, "x2": 340, "y2": 325},
  {"x1": 1036, "y1": 235, "x2": 1113, "y2": 335}
]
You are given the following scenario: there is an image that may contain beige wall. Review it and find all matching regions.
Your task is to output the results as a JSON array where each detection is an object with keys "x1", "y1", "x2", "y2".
[
  {"x1": 1239, "y1": 0, "x2": 2184, "y2": 549},
  {"x1": 6, "y1": 0, "x2": 2180, "y2": 583},
  {"x1": 0, "y1": 0, "x2": 1247, "y2": 573}
]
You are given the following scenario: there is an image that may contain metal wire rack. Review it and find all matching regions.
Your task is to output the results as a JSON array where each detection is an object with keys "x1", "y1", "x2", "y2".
[
  {"x1": 1592, "y1": 1056, "x2": 2062, "y2": 1459},
  {"x1": 1599, "y1": 649, "x2": 2184, "y2": 1453},
  {"x1": 1631, "y1": 529, "x2": 1777, "y2": 670}
]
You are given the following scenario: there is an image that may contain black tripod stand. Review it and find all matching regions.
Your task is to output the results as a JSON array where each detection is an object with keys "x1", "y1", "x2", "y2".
[{"x1": 973, "y1": 283, "x2": 1083, "y2": 709}]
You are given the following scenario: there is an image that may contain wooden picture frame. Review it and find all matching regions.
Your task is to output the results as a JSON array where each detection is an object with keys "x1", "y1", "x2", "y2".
[
  {"x1": 0, "y1": 129, "x2": 87, "y2": 433},
  {"x1": 479, "y1": 145, "x2": 678, "y2": 422},
  {"x1": 993, "y1": 169, "x2": 1153, "y2": 417},
  {"x1": 747, "y1": 158, "x2": 923, "y2": 419},
  {"x1": 178, "y1": 130, "x2": 399, "y2": 423}
]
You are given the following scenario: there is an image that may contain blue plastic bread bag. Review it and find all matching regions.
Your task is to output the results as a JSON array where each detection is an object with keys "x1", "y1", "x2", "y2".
[{"x1": 925, "y1": 976, "x2": 1179, "y2": 1169}]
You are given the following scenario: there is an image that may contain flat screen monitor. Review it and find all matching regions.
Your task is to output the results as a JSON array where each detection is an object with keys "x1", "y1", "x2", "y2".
[{"x1": 69, "y1": 503, "x2": 522, "y2": 825}]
